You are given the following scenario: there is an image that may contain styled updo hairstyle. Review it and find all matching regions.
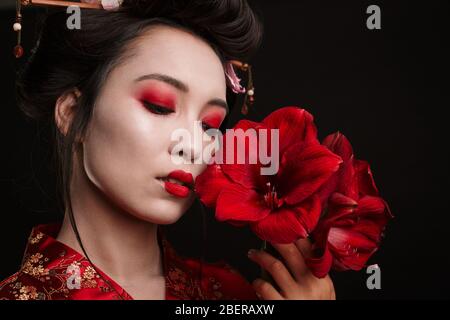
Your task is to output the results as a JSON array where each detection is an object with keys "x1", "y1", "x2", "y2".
[{"x1": 15, "y1": 0, "x2": 263, "y2": 291}]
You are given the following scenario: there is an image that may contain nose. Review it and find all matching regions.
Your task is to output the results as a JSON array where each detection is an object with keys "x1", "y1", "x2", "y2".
[{"x1": 169, "y1": 120, "x2": 204, "y2": 164}]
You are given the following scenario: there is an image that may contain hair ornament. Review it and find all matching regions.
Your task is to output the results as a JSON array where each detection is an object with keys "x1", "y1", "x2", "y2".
[{"x1": 14, "y1": 0, "x2": 256, "y2": 115}]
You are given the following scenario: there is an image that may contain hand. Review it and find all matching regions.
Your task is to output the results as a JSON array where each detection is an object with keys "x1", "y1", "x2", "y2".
[{"x1": 247, "y1": 238, "x2": 336, "y2": 300}]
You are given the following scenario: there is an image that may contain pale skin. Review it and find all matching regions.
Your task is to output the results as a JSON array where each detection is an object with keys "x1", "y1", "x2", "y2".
[{"x1": 54, "y1": 24, "x2": 335, "y2": 300}]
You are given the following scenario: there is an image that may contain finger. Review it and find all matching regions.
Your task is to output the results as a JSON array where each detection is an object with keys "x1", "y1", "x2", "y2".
[
  {"x1": 295, "y1": 238, "x2": 313, "y2": 258},
  {"x1": 270, "y1": 243, "x2": 308, "y2": 281},
  {"x1": 248, "y1": 249, "x2": 297, "y2": 294},
  {"x1": 252, "y1": 278, "x2": 284, "y2": 300}
]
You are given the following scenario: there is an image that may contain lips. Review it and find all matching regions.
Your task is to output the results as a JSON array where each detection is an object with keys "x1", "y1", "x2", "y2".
[{"x1": 157, "y1": 170, "x2": 194, "y2": 198}]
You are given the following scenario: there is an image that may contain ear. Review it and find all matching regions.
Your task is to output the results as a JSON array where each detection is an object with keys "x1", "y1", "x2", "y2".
[{"x1": 55, "y1": 88, "x2": 81, "y2": 137}]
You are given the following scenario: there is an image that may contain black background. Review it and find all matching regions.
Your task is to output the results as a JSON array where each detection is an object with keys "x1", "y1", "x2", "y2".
[{"x1": 0, "y1": 0, "x2": 449, "y2": 299}]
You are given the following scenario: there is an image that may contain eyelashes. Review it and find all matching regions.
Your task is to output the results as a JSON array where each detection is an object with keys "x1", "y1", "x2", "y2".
[
  {"x1": 142, "y1": 101, "x2": 174, "y2": 115},
  {"x1": 141, "y1": 101, "x2": 221, "y2": 134}
]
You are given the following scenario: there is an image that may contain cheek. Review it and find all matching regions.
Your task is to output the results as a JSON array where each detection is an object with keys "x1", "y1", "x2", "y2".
[
  {"x1": 81, "y1": 110, "x2": 190, "y2": 223},
  {"x1": 82, "y1": 100, "x2": 164, "y2": 194},
  {"x1": 76, "y1": 81, "x2": 195, "y2": 223},
  {"x1": 201, "y1": 133, "x2": 222, "y2": 163},
  {"x1": 93, "y1": 97, "x2": 166, "y2": 154}
]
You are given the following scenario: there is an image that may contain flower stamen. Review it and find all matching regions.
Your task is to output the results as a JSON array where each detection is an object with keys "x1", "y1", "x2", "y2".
[{"x1": 264, "y1": 182, "x2": 282, "y2": 210}]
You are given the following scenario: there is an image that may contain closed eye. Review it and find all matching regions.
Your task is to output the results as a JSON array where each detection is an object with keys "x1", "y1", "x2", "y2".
[
  {"x1": 202, "y1": 123, "x2": 221, "y2": 136},
  {"x1": 143, "y1": 100, "x2": 219, "y2": 135},
  {"x1": 202, "y1": 122, "x2": 212, "y2": 131},
  {"x1": 142, "y1": 101, "x2": 175, "y2": 115}
]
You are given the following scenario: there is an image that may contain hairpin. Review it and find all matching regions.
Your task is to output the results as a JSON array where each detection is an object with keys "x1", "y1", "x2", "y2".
[
  {"x1": 19, "y1": 0, "x2": 103, "y2": 10},
  {"x1": 226, "y1": 60, "x2": 255, "y2": 115},
  {"x1": 13, "y1": 0, "x2": 24, "y2": 58}
]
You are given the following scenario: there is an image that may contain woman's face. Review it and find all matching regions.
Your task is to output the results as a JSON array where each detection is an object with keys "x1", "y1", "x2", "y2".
[{"x1": 82, "y1": 25, "x2": 228, "y2": 224}]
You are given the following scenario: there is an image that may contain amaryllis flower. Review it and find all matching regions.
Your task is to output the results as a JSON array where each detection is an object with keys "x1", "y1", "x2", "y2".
[
  {"x1": 195, "y1": 107, "x2": 342, "y2": 244},
  {"x1": 306, "y1": 132, "x2": 393, "y2": 278}
]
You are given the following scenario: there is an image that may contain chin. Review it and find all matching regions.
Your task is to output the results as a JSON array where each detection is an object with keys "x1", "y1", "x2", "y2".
[
  {"x1": 131, "y1": 204, "x2": 187, "y2": 225},
  {"x1": 126, "y1": 211, "x2": 182, "y2": 225}
]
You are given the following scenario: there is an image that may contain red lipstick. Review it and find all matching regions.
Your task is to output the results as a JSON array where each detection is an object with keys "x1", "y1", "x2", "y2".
[{"x1": 158, "y1": 170, "x2": 194, "y2": 198}]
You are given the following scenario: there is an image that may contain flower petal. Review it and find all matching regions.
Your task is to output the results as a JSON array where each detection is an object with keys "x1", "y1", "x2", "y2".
[
  {"x1": 215, "y1": 183, "x2": 270, "y2": 223},
  {"x1": 294, "y1": 195, "x2": 322, "y2": 236},
  {"x1": 356, "y1": 196, "x2": 393, "y2": 221},
  {"x1": 220, "y1": 120, "x2": 268, "y2": 190},
  {"x1": 278, "y1": 142, "x2": 342, "y2": 205},
  {"x1": 318, "y1": 133, "x2": 358, "y2": 203},
  {"x1": 195, "y1": 164, "x2": 232, "y2": 208},
  {"x1": 262, "y1": 106, "x2": 319, "y2": 155},
  {"x1": 329, "y1": 227, "x2": 377, "y2": 253},
  {"x1": 328, "y1": 227, "x2": 379, "y2": 271},
  {"x1": 250, "y1": 208, "x2": 308, "y2": 244},
  {"x1": 322, "y1": 192, "x2": 359, "y2": 224},
  {"x1": 332, "y1": 250, "x2": 374, "y2": 271},
  {"x1": 322, "y1": 132, "x2": 353, "y2": 162},
  {"x1": 349, "y1": 219, "x2": 385, "y2": 243},
  {"x1": 354, "y1": 159, "x2": 379, "y2": 196},
  {"x1": 305, "y1": 240, "x2": 334, "y2": 278}
]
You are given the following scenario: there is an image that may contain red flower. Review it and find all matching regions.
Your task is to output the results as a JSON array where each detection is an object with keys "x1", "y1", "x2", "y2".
[
  {"x1": 306, "y1": 132, "x2": 393, "y2": 278},
  {"x1": 195, "y1": 107, "x2": 342, "y2": 244}
]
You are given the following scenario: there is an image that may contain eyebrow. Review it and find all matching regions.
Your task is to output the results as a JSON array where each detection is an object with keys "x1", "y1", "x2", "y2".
[{"x1": 134, "y1": 73, "x2": 229, "y2": 113}]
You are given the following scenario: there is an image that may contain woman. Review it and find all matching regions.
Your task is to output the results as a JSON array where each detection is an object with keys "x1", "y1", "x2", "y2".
[{"x1": 0, "y1": 0, "x2": 335, "y2": 300}]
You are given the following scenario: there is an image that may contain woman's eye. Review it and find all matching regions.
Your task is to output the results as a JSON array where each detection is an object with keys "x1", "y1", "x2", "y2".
[
  {"x1": 202, "y1": 122, "x2": 211, "y2": 131},
  {"x1": 143, "y1": 101, "x2": 175, "y2": 115},
  {"x1": 202, "y1": 122, "x2": 220, "y2": 136}
]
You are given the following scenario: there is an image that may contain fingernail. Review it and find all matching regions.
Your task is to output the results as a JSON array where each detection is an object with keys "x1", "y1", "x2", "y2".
[
  {"x1": 256, "y1": 292, "x2": 262, "y2": 299},
  {"x1": 247, "y1": 249, "x2": 256, "y2": 257}
]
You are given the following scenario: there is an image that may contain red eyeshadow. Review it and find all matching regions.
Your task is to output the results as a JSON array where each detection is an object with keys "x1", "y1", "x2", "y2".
[
  {"x1": 139, "y1": 86, "x2": 176, "y2": 110},
  {"x1": 202, "y1": 112, "x2": 225, "y2": 129}
]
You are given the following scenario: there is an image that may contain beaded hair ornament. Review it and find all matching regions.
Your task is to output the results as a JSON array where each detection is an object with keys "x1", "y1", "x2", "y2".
[{"x1": 13, "y1": 0, "x2": 255, "y2": 115}]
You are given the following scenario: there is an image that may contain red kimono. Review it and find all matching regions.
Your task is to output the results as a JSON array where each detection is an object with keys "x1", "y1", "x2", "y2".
[{"x1": 0, "y1": 223, "x2": 257, "y2": 300}]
